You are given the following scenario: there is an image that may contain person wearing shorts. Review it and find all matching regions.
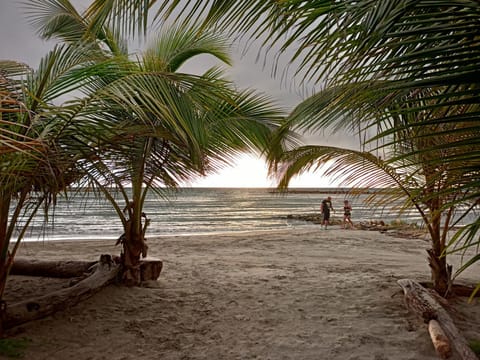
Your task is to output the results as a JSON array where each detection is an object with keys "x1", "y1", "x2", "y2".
[
  {"x1": 321, "y1": 196, "x2": 334, "y2": 229},
  {"x1": 343, "y1": 199, "x2": 353, "y2": 229}
]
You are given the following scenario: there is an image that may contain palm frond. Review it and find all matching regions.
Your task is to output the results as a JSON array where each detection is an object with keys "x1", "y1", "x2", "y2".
[{"x1": 142, "y1": 21, "x2": 232, "y2": 72}]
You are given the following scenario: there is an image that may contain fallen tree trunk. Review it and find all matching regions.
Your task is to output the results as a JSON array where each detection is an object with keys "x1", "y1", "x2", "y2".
[
  {"x1": 11, "y1": 258, "x2": 97, "y2": 278},
  {"x1": 11, "y1": 257, "x2": 163, "y2": 282},
  {"x1": 398, "y1": 278, "x2": 478, "y2": 360},
  {"x1": 3, "y1": 255, "x2": 120, "y2": 329}
]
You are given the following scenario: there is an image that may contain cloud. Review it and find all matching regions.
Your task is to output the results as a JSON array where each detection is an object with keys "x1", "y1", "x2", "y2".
[{"x1": 0, "y1": 2, "x2": 57, "y2": 67}]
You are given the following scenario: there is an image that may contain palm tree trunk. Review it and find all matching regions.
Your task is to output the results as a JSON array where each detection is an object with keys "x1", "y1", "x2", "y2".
[
  {"x1": 120, "y1": 186, "x2": 149, "y2": 286},
  {"x1": 427, "y1": 200, "x2": 451, "y2": 296},
  {"x1": 120, "y1": 224, "x2": 149, "y2": 286},
  {"x1": 120, "y1": 225, "x2": 145, "y2": 286},
  {"x1": 0, "y1": 193, "x2": 12, "y2": 335},
  {"x1": 0, "y1": 193, "x2": 11, "y2": 301},
  {"x1": 428, "y1": 248, "x2": 450, "y2": 296}
]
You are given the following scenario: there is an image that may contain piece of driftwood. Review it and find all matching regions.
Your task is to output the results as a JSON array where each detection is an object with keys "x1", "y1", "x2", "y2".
[
  {"x1": 11, "y1": 256, "x2": 162, "y2": 281},
  {"x1": 139, "y1": 258, "x2": 163, "y2": 282},
  {"x1": 428, "y1": 319, "x2": 453, "y2": 359},
  {"x1": 398, "y1": 279, "x2": 478, "y2": 360},
  {"x1": 3, "y1": 255, "x2": 120, "y2": 329},
  {"x1": 11, "y1": 258, "x2": 97, "y2": 278}
]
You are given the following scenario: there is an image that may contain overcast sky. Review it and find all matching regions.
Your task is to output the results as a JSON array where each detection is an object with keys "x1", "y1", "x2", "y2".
[{"x1": 0, "y1": 1, "x2": 355, "y2": 188}]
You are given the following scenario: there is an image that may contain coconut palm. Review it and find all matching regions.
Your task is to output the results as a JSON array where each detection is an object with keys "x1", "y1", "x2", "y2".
[
  {"x1": 77, "y1": 61, "x2": 285, "y2": 285},
  {"x1": 1, "y1": 0, "x2": 169, "y2": 297},
  {"x1": 24, "y1": 0, "x2": 288, "y2": 285},
  {"x1": 271, "y1": 82, "x2": 480, "y2": 295},
  {"x1": 0, "y1": 40, "x2": 122, "y2": 301},
  {"x1": 0, "y1": 61, "x2": 46, "y2": 298},
  {"x1": 155, "y1": 0, "x2": 480, "y2": 296}
]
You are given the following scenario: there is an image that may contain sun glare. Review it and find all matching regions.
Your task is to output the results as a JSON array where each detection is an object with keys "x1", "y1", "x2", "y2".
[{"x1": 185, "y1": 154, "x2": 335, "y2": 188}]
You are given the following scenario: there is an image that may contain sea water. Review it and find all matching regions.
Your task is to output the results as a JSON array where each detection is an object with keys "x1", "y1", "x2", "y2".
[{"x1": 19, "y1": 187, "x2": 424, "y2": 242}]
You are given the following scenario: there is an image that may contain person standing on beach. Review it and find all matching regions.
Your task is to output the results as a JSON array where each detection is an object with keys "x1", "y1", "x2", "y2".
[
  {"x1": 320, "y1": 196, "x2": 334, "y2": 229},
  {"x1": 343, "y1": 200, "x2": 354, "y2": 229}
]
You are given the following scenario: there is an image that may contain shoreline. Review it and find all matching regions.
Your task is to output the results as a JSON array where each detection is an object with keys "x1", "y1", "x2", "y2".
[
  {"x1": 18, "y1": 224, "x2": 320, "y2": 243},
  {"x1": 5, "y1": 228, "x2": 480, "y2": 359},
  {"x1": 18, "y1": 212, "x2": 427, "y2": 244}
]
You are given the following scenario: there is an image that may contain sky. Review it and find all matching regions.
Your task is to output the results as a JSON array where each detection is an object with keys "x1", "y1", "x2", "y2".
[{"x1": 0, "y1": 1, "x2": 354, "y2": 188}]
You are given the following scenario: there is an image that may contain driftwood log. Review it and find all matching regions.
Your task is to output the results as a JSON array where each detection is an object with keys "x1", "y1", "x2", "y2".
[
  {"x1": 2, "y1": 256, "x2": 163, "y2": 330},
  {"x1": 11, "y1": 258, "x2": 97, "y2": 278},
  {"x1": 428, "y1": 319, "x2": 453, "y2": 359},
  {"x1": 398, "y1": 279, "x2": 478, "y2": 360},
  {"x1": 11, "y1": 257, "x2": 163, "y2": 282},
  {"x1": 3, "y1": 255, "x2": 120, "y2": 329}
]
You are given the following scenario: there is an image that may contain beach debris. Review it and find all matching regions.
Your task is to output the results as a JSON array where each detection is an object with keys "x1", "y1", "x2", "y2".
[
  {"x1": 286, "y1": 213, "x2": 341, "y2": 225},
  {"x1": 10, "y1": 258, "x2": 97, "y2": 278},
  {"x1": 398, "y1": 278, "x2": 478, "y2": 360},
  {"x1": 139, "y1": 258, "x2": 163, "y2": 282},
  {"x1": 428, "y1": 319, "x2": 452, "y2": 359},
  {"x1": 286, "y1": 213, "x2": 427, "y2": 238},
  {"x1": 2, "y1": 255, "x2": 120, "y2": 330}
]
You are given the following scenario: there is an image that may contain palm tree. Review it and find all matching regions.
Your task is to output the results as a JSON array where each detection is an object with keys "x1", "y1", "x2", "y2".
[
  {"x1": 271, "y1": 82, "x2": 480, "y2": 295},
  {"x1": 155, "y1": 0, "x2": 480, "y2": 296},
  {"x1": 77, "y1": 60, "x2": 284, "y2": 285},
  {"x1": 0, "y1": 41, "x2": 121, "y2": 301},
  {"x1": 1, "y1": 0, "x2": 177, "y2": 299},
  {"x1": 24, "y1": 0, "x2": 288, "y2": 285}
]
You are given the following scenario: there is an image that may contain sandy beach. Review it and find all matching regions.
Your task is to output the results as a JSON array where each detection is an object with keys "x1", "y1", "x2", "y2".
[{"x1": 3, "y1": 227, "x2": 480, "y2": 360}]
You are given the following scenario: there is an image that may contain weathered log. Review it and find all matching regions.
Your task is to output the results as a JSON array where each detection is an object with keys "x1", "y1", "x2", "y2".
[
  {"x1": 11, "y1": 258, "x2": 97, "y2": 278},
  {"x1": 11, "y1": 257, "x2": 163, "y2": 281},
  {"x1": 428, "y1": 319, "x2": 453, "y2": 359},
  {"x1": 419, "y1": 282, "x2": 480, "y2": 298},
  {"x1": 139, "y1": 258, "x2": 163, "y2": 282},
  {"x1": 398, "y1": 279, "x2": 478, "y2": 360},
  {"x1": 3, "y1": 255, "x2": 120, "y2": 329}
]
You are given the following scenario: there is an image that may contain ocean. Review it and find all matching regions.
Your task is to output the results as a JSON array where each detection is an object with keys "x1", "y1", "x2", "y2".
[{"x1": 17, "y1": 188, "x2": 425, "y2": 242}]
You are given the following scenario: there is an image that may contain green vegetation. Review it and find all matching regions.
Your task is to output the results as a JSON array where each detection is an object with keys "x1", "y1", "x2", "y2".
[
  {"x1": 470, "y1": 339, "x2": 480, "y2": 355},
  {"x1": 0, "y1": 46, "x2": 111, "y2": 299},
  {"x1": 0, "y1": 338, "x2": 30, "y2": 358}
]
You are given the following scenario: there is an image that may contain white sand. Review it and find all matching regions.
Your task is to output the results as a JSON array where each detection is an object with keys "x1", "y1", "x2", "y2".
[{"x1": 4, "y1": 227, "x2": 480, "y2": 360}]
